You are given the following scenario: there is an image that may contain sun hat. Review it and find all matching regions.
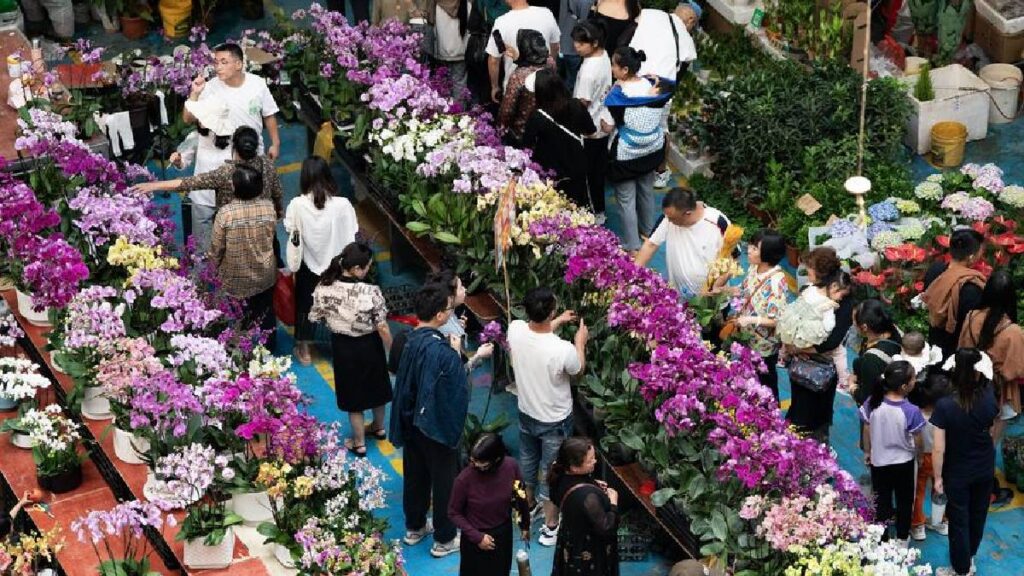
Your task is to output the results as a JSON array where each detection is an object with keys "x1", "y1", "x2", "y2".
[{"x1": 184, "y1": 98, "x2": 233, "y2": 137}]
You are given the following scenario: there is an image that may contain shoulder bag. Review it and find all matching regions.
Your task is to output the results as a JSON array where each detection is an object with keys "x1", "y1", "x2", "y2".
[
  {"x1": 719, "y1": 271, "x2": 778, "y2": 341},
  {"x1": 787, "y1": 353, "x2": 838, "y2": 393},
  {"x1": 285, "y1": 214, "x2": 303, "y2": 273}
]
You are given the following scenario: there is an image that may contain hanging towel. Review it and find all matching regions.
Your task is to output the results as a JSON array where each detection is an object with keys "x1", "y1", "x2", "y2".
[
  {"x1": 94, "y1": 111, "x2": 135, "y2": 156},
  {"x1": 154, "y1": 90, "x2": 169, "y2": 125}
]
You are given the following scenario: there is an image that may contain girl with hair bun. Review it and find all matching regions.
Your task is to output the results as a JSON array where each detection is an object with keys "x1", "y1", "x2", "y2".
[
  {"x1": 309, "y1": 241, "x2": 393, "y2": 457},
  {"x1": 602, "y1": 45, "x2": 674, "y2": 257},
  {"x1": 860, "y1": 360, "x2": 925, "y2": 543}
]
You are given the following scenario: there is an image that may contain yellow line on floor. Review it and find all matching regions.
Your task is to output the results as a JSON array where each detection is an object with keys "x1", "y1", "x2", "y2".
[
  {"x1": 391, "y1": 459, "x2": 404, "y2": 476},
  {"x1": 313, "y1": 356, "x2": 335, "y2": 390},
  {"x1": 276, "y1": 162, "x2": 303, "y2": 175},
  {"x1": 780, "y1": 399, "x2": 791, "y2": 411}
]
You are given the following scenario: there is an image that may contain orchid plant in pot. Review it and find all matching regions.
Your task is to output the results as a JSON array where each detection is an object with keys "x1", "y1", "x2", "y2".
[
  {"x1": 94, "y1": 337, "x2": 163, "y2": 464},
  {"x1": 71, "y1": 500, "x2": 176, "y2": 576},
  {"x1": 0, "y1": 310, "x2": 25, "y2": 357},
  {"x1": 0, "y1": 525, "x2": 65, "y2": 576},
  {"x1": 22, "y1": 404, "x2": 87, "y2": 493},
  {"x1": 0, "y1": 358, "x2": 50, "y2": 412},
  {"x1": 155, "y1": 443, "x2": 243, "y2": 569}
]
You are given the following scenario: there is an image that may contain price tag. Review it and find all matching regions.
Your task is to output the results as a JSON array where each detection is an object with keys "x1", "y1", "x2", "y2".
[
  {"x1": 750, "y1": 8, "x2": 764, "y2": 28},
  {"x1": 796, "y1": 193, "x2": 822, "y2": 216}
]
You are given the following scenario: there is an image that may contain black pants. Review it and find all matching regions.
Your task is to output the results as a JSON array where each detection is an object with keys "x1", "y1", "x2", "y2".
[
  {"x1": 294, "y1": 263, "x2": 320, "y2": 341},
  {"x1": 759, "y1": 353, "x2": 780, "y2": 402},
  {"x1": 945, "y1": 475, "x2": 992, "y2": 574},
  {"x1": 404, "y1": 427, "x2": 459, "y2": 544},
  {"x1": 584, "y1": 136, "x2": 608, "y2": 215},
  {"x1": 459, "y1": 520, "x2": 513, "y2": 576},
  {"x1": 245, "y1": 285, "x2": 277, "y2": 352},
  {"x1": 871, "y1": 459, "x2": 916, "y2": 540}
]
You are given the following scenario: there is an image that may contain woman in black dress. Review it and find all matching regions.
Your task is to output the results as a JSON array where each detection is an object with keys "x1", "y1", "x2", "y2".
[
  {"x1": 308, "y1": 242, "x2": 393, "y2": 457},
  {"x1": 589, "y1": 0, "x2": 640, "y2": 54},
  {"x1": 549, "y1": 437, "x2": 619, "y2": 576},
  {"x1": 522, "y1": 69, "x2": 596, "y2": 209}
]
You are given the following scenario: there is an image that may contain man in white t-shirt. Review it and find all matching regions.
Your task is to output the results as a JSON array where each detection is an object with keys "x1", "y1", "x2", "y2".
[
  {"x1": 507, "y1": 287, "x2": 588, "y2": 547},
  {"x1": 184, "y1": 42, "x2": 281, "y2": 249},
  {"x1": 630, "y1": 5, "x2": 697, "y2": 189},
  {"x1": 635, "y1": 187, "x2": 729, "y2": 298},
  {"x1": 485, "y1": 0, "x2": 560, "y2": 103}
]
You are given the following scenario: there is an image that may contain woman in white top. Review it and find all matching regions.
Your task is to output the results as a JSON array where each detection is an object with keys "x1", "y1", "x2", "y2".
[{"x1": 284, "y1": 156, "x2": 359, "y2": 365}]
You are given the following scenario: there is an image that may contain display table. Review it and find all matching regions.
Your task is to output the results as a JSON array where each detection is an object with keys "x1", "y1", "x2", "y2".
[{"x1": 0, "y1": 290, "x2": 273, "y2": 576}]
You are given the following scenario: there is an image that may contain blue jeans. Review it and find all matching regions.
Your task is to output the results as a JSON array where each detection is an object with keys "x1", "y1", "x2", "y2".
[{"x1": 519, "y1": 412, "x2": 573, "y2": 502}]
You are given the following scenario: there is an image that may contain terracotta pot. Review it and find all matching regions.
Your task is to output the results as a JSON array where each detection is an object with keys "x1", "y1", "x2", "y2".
[
  {"x1": 786, "y1": 243, "x2": 802, "y2": 267},
  {"x1": 120, "y1": 15, "x2": 148, "y2": 40}
]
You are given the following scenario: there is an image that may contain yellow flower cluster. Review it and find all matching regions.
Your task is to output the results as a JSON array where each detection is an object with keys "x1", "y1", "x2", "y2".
[
  {"x1": 255, "y1": 461, "x2": 293, "y2": 498},
  {"x1": 706, "y1": 257, "x2": 743, "y2": 287},
  {"x1": 293, "y1": 476, "x2": 314, "y2": 498},
  {"x1": 2, "y1": 524, "x2": 65, "y2": 574},
  {"x1": 784, "y1": 544, "x2": 863, "y2": 576},
  {"x1": 479, "y1": 181, "x2": 595, "y2": 251},
  {"x1": 107, "y1": 237, "x2": 178, "y2": 282},
  {"x1": 581, "y1": 290, "x2": 614, "y2": 309}
]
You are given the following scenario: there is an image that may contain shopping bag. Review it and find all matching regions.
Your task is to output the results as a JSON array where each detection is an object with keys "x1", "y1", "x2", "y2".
[{"x1": 273, "y1": 271, "x2": 296, "y2": 326}]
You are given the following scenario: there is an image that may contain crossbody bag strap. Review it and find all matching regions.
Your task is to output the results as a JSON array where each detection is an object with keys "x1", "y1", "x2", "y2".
[
  {"x1": 736, "y1": 270, "x2": 780, "y2": 316},
  {"x1": 538, "y1": 109, "x2": 584, "y2": 147},
  {"x1": 667, "y1": 11, "x2": 680, "y2": 70},
  {"x1": 559, "y1": 481, "x2": 596, "y2": 509}
]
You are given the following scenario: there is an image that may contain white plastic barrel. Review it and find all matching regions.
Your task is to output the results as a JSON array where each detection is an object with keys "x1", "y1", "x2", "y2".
[{"x1": 980, "y1": 63, "x2": 1023, "y2": 125}]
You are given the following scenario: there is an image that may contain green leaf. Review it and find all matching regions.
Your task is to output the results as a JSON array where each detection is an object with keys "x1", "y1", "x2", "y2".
[
  {"x1": 411, "y1": 198, "x2": 428, "y2": 218},
  {"x1": 405, "y1": 221, "x2": 430, "y2": 234},
  {"x1": 618, "y1": 428, "x2": 644, "y2": 451},
  {"x1": 710, "y1": 511, "x2": 729, "y2": 542},
  {"x1": 650, "y1": 487, "x2": 677, "y2": 508},
  {"x1": 700, "y1": 540, "x2": 725, "y2": 557},
  {"x1": 433, "y1": 231, "x2": 461, "y2": 244}
]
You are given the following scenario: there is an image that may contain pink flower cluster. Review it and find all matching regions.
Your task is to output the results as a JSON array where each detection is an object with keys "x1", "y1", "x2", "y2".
[
  {"x1": 95, "y1": 337, "x2": 163, "y2": 405},
  {"x1": 738, "y1": 485, "x2": 869, "y2": 551},
  {"x1": 537, "y1": 219, "x2": 869, "y2": 514}
]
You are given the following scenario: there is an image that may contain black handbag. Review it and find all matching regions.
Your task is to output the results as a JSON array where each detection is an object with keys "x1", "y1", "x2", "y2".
[{"x1": 787, "y1": 354, "x2": 837, "y2": 393}]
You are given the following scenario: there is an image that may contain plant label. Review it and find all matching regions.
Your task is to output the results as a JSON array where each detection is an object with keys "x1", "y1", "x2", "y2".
[
  {"x1": 750, "y1": 8, "x2": 764, "y2": 28},
  {"x1": 796, "y1": 194, "x2": 822, "y2": 216}
]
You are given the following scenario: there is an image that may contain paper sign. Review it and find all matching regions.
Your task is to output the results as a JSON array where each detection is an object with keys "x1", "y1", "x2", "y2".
[{"x1": 796, "y1": 193, "x2": 823, "y2": 216}]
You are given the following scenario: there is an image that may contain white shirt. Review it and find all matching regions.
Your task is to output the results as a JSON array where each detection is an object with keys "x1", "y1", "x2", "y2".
[
  {"x1": 435, "y1": 4, "x2": 470, "y2": 61},
  {"x1": 648, "y1": 206, "x2": 728, "y2": 297},
  {"x1": 631, "y1": 9, "x2": 697, "y2": 78},
  {"x1": 189, "y1": 134, "x2": 233, "y2": 207},
  {"x1": 508, "y1": 319, "x2": 580, "y2": 423},
  {"x1": 573, "y1": 55, "x2": 612, "y2": 132},
  {"x1": 283, "y1": 194, "x2": 359, "y2": 275},
  {"x1": 198, "y1": 72, "x2": 280, "y2": 151},
  {"x1": 485, "y1": 6, "x2": 560, "y2": 90}
]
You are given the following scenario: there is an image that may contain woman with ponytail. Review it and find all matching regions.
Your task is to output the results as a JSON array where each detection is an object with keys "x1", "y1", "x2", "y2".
[
  {"x1": 602, "y1": 45, "x2": 674, "y2": 256},
  {"x1": 859, "y1": 360, "x2": 924, "y2": 543},
  {"x1": 309, "y1": 241, "x2": 392, "y2": 457},
  {"x1": 284, "y1": 156, "x2": 359, "y2": 365},
  {"x1": 932, "y1": 348, "x2": 999, "y2": 576},
  {"x1": 547, "y1": 437, "x2": 620, "y2": 575}
]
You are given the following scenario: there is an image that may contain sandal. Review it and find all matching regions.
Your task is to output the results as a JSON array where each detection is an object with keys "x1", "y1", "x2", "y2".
[
  {"x1": 364, "y1": 423, "x2": 387, "y2": 440},
  {"x1": 294, "y1": 342, "x2": 312, "y2": 366},
  {"x1": 344, "y1": 439, "x2": 367, "y2": 458}
]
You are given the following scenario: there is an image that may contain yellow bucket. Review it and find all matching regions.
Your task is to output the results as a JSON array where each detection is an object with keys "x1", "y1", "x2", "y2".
[
  {"x1": 158, "y1": 0, "x2": 192, "y2": 38},
  {"x1": 929, "y1": 121, "x2": 967, "y2": 168}
]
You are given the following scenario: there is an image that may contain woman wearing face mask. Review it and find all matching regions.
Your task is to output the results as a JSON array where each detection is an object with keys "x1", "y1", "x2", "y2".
[
  {"x1": 549, "y1": 436, "x2": 620, "y2": 576},
  {"x1": 448, "y1": 433, "x2": 531, "y2": 575}
]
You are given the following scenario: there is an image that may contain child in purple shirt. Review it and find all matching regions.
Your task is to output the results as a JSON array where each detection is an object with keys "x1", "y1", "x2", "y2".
[{"x1": 860, "y1": 360, "x2": 926, "y2": 542}]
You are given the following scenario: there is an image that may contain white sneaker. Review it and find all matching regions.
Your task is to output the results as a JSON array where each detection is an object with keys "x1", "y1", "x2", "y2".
[
  {"x1": 539, "y1": 523, "x2": 559, "y2": 546},
  {"x1": 927, "y1": 521, "x2": 949, "y2": 536},
  {"x1": 935, "y1": 563, "x2": 975, "y2": 576},
  {"x1": 403, "y1": 520, "x2": 434, "y2": 546},
  {"x1": 910, "y1": 525, "x2": 926, "y2": 541},
  {"x1": 654, "y1": 169, "x2": 672, "y2": 189},
  {"x1": 430, "y1": 535, "x2": 460, "y2": 558}
]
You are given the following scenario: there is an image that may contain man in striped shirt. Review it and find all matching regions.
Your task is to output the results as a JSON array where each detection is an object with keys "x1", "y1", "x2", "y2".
[{"x1": 210, "y1": 165, "x2": 278, "y2": 348}]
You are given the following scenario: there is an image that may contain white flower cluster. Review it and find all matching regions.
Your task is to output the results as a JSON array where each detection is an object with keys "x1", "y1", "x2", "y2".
[
  {"x1": 22, "y1": 404, "x2": 81, "y2": 453},
  {"x1": 0, "y1": 358, "x2": 51, "y2": 402},
  {"x1": 247, "y1": 345, "x2": 294, "y2": 380},
  {"x1": 370, "y1": 113, "x2": 475, "y2": 165}
]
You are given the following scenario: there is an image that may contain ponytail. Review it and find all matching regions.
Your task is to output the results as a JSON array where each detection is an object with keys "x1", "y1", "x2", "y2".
[
  {"x1": 870, "y1": 360, "x2": 915, "y2": 410},
  {"x1": 546, "y1": 437, "x2": 593, "y2": 496}
]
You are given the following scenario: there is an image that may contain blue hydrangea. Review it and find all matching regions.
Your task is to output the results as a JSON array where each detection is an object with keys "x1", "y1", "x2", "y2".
[
  {"x1": 866, "y1": 221, "x2": 894, "y2": 242},
  {"x1": 829, "y1": 219, "x2": 860, "y2": 239},
  {"x1": 867, "y1": 200, "x2": 900, "y2": 222}
]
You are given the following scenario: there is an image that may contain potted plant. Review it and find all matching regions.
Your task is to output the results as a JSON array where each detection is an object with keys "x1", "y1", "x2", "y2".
[
  {"x1": 0, "y1": 525, "x2": 65, "y2": 575},
  {"x1": 95, "y1": 337, "x2": 162, "y2": 464},
  {"x1": 70, "y1": 500, "x2": 174, "y2": 576},
  {"x1": 0, "y1": 310, "x2": 25, "y2": 357},
  {"x1": 155, "y1": 443, "x2": 243, "y2": 569},
  {"x1": 0, "y1": 358, "x2": 49, "y2": 411},
  {"x1": 22, "y1": 404, "x2": 87, "y2": 493},
  {"x1": 1, "y1": 403, "x2": 37, "y2": 449},
  {"x1": 119, "y1": 0, "x2": 153, "y2": 40}
]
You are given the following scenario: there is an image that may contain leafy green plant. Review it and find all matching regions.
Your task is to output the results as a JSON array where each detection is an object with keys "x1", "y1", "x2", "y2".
[{"x1": 913, "y1": 63, "x2": 935, "y2": 102}]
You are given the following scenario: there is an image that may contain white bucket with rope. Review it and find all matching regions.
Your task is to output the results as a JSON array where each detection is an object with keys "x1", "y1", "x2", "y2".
[{"x1": 979, "y1": 64, "x2": 1022, "y2": 125}]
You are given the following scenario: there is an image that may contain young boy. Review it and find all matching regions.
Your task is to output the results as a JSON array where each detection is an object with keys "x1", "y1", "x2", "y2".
[
  {"x1": 895, "y1": 331, "x2": 943, "y2": 381},
  {"x1": 571, "y1": 20, "x2": 612, "y2": 222},
  {"x1": 908, "y1": 370, "x2": 952, "y2": 540}
]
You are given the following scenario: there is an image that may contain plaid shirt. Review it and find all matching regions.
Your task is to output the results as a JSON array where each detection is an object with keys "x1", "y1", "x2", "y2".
[
  {"x1": 210, "y1": 198, "x2": 277, "y2": 298},
  {"x1": 178, "y1": 156, "x2": 284, "y2": 218}
]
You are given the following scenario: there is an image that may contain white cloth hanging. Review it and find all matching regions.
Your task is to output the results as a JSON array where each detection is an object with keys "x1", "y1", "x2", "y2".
[
  {"x1": 154, "y1": 90, "x2": 169, "y2": 125},
  {"x1": 94, "y1": 111, "x2": 134, "y2": 156}
]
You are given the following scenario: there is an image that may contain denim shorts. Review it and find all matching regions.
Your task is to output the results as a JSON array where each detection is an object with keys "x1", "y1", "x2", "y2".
[{"x1": 518, "y1": 412, "x2": 574, "y2": 502}]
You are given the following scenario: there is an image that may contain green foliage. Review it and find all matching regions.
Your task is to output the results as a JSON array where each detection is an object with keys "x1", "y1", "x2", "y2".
[
  {"x1": 764, "y1": 0, "x2": 852, "y2": 61},
  {"x1": 913, "y1": 63, "x2": 935, "y2": 102},
  {"x1": 694, "y1": 28, "x2": 770, "y2": 80}
]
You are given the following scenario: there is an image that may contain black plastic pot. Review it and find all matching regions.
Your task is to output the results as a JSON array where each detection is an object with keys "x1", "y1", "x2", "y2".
[{"x1": 37, "y1": 464, "x2": 83, "y2": 494}]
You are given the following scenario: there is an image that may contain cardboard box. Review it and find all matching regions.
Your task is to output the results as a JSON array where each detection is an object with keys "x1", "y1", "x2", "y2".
[{"x1": 975, "y1": 6, "x2": 1024, "y2": 63}]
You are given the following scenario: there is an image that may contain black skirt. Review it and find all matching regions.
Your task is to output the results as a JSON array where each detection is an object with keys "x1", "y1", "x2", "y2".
[
  {"x1": 459, "y1": 520, "x2": 513, "y2": 576},
  {"x1": 787, "y1": 378, "x2": 838, "y2": 439},
  {"x1": 331, "y1": 331, "x2": 393, "y2": 412}
]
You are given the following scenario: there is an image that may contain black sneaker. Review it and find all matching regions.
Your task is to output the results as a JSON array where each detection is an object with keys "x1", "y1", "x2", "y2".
[{"x1": 991, "y1": 487, "x2": 1014, "y2": 508}]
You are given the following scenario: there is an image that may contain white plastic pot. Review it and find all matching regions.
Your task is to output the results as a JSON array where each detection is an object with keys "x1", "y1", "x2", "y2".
[
  {"x1": 274, "y1": 543, "x2": 295, "y2": 568},
  {"x1": 183, "y1": 527, "x2": 235, "y2": 569},
  {"x1": 11, "y1": 431, "x2": 33, "y2": 449},
  {"x1": 979, "y1": 63, "x2": 1022, "y2": 124},
  {"x1": 15, "y1": 289, "x2": 50, "y2": 326},
  {"x1": 81, "y1": 387, "x2": 112, "y2": 420},
  {"x1": 113, "y1": 427, "x2": 149, "y2": 465},
  {"x1": 143, "y1": 471, "x2": 178, "y2": 504},
  {"x1": 230, "y1": 491, "x2": 273, "y2": 526}
]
